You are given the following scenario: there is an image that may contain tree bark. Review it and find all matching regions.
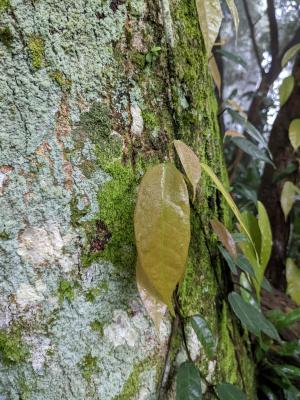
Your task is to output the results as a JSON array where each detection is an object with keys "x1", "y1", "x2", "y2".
[
  {"x1": 0, "y1": 1, "x2": 255, "y2": 399},
  {"x1": 258, "y1": 55, "x2": 300, "y2": 291}
]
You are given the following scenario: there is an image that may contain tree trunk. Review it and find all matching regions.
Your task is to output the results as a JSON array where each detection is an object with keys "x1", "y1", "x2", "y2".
[
  {"x1": 0, "y1": 1, "x2": 255, "y2": 399},
  {"x1": 259, "y1": 55, "x2": 300, "y2": 291}
]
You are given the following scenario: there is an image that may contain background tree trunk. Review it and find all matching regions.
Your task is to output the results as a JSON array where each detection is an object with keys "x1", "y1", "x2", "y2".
[{"x1": 0, "y1": 0, "x2": 255, "y2": 398}]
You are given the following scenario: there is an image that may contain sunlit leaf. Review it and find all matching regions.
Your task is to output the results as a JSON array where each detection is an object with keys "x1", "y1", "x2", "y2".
[
  {"x1": 230, "y1": 137, "x2": 274, "y2": 166},
  {"x1": 211, "y1": 218, "x2": 237, "y2": 261},
  {"x1": 216, "y1": 48, "x2": 247, "y2": 70},
  {"x1": 279, "y1": 76, "x2": 295, "y2": 107},
  {"x1": 282, "y1": 43, "x2": 300, "y2": 67},
  {"x1": 196, "y1": 0, "x2": 223, "y2": 56},
  {"x1": 191, "y1": 315, "x2": 216, "y2": 359},
  {"x1": 134, "y1": 163, "x2": 190, "y2": 314},
  {"x1": 215, "y1": 383, "x2": 246, "y2": 400},
  {"x1": 280, "y1": 181, "x2": 297, "y2": 220},
  {"x1": 224, "y1": 130, "x2": 244, "y2": 139},
  {"x1": 225, "y1": 0, "x2": 239, "y2": 35},
  {"x1": 289, "y1": 119, "x2": 300, "y2": 151},
  {"x1": 228, "y1": 292, "x2": 280, "y2": 340},
  {"x1": 209, "y1": 55, "x2": 221, "y2": 94},
  {"x1": 218, "y1": 245, "x2": 238, "y2": 275},
  {"x1": 136, "y1": 272, "x2": 167, "y2": 332},
  {"x1": 257, "y1": 201, "x2": 272, "y2": 274},
  {"x1": 174, "y1": 140, "x2": 201, "y2": 202},
  {"x1": 286, "y1": 258, "x2": 300, "y2": 305},
  {"x1": 241, "y1": 211, "x2": 261, "y2": 256},
  {"x1": 176, "y1": 362, "x2": 202, "y2": 400},
  {"x1": 227, "y1": 109, "x2": 267, "y2": 148}
]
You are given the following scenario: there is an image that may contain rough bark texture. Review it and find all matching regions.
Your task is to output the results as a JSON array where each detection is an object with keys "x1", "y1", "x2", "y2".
[
  {"x1": 259, "y1": 55, "x2": 300, "y2": 291},
  {"x1": 0, "y1": 0, "x2": 254, "y2": 399}
]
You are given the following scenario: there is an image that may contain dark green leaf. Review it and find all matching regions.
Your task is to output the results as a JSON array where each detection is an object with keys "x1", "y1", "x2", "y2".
[
  {"x1": 277, "y1": 341, "x2": 300, "y2": 357},
  {"x1": 230, "y1": 137, "x2": 274, "y2": 166},
  {"x1": 176, "y1": 362, "x2": 202, "y2": 400},
  {"x1": 191, "y1": 315, "x2": 216, "y2": 359},
  {"x1": 260, "y1": 385, "x2": 277, "y2": 400},
  {"x1": 215, "y1": 383, "x2": 247, "y2": 400},
  {"x1": 227, "y1": 108, "x2": 267, "y2": 148},
  {"x1": 218, "y1": 246, "x2": 237, "y2": 275},
  {"x1": 283, "y1": 385, "x2": 300, "y2": 400},
  {"x1": 261, "y1": 277, "x2": 273, "y2": 292},
  {"x1": 274, "y1": 365, "x2": 300, "y2": 380},
  {"x1": 216, "y1": 48, "x2": 247, "y2": 69},
  {"x1": 228, "y1": 292, "x2": 280, "y2": 340},
  {"x1": 272, "y1": 163, "x2": 298, "y2": 183},
  {"x1": 236, "y1": 254, "x2": 255, "y2": 277}
]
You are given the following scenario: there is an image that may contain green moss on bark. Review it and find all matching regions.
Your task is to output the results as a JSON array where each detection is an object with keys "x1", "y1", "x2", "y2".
[
  {"x1": 0, "y1": 327, "x2": 28, "y2": 365},
  {"x1": 28, "y1": 35, "x2": 45, "y2": 69}
]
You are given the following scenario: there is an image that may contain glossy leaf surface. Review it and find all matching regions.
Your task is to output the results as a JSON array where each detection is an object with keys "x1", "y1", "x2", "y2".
[
  {"x1": 215, "y1": 383, "x2": 247, "y2": 400},
  {"x1": 196, "y1": 0, "x2": 223, "y2": 56},
  {"x1": 289, "y1": 119, "x2": 300, "y2": 151},
  {"x1": 176, "y1": 362, "x2": 202, "y2": 400},
  {"x1": 211, "y1": 218, "x2": 237, "y2": 261},
  {"x1": 134, "y1": 163, "x2": 190, "y2": 314},
  {"x1": 174, "y1": 140, "x2": 201, "y2": 202},
  {"x1": 279, "y1": 76, "x2": 294, "y2": 107},
  {"x1": 286, "y1": 258, "x2": 300, "y2": 305},
  {"x1": 191, "y1": 315, "x2": 216, "y2": 359}
]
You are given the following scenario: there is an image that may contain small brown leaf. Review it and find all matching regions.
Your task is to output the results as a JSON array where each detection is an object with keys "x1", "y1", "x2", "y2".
[
  {"x1": 134, "y1": 163, "x2": 190, "y2": 314},
  {"x1": 211, "y1": 218, "x2": 237, "y2": 261},
  {"x1": 174, "y1": 140, "x2": 201, "y2": 202},
  {"x1": 224, "y1": 130, "x2": 244, "y2": 138}
]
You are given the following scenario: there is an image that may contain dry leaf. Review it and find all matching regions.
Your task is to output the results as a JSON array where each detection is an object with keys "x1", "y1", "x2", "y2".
[
  {"x1": 196, "y1": 0, "x2": 223, "y2": 56},
  {"x1": 224, "y1": 130, "x2": 244, "y2": 138},
  {"x1": 211, "y1": 218, "x2": 237, "y2": 261},
  {"x1": 225, "y1": 0, "x2": 239, "y2": 35},
  {"x1": 134, "y1": 163, "x2": 190, "y2": 314},
  {"x1": 174, "y1": 140, "x2": 201, "y2": 202}
]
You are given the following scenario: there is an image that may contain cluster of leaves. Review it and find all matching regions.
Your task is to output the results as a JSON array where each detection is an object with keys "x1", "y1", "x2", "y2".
[{"x1": 134, "y1": 139, "x2": 300, "y2": 398}]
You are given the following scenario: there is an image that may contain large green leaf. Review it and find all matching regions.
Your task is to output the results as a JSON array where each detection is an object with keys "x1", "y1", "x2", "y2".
[
  {"x1": 174, "y1": 140, "x2": 201, "y2": 202},
  {"x1": 176, "y1": 362, "x2": 202, "y2": 400},
  {"x1": 228, "y1": 292, "x2": 280, "y2": 340},
  {"x1": 191, "y1": 315, "x2": 216, "y2": 359},
  {"x1": 286, "y1": 258, "x2": 300, "y2": 305},
  {"x1": 236, "y1": 254, "x2": 255, "y2": 277},
  {"x1": 196, "y1": 0, "x2": 223, "y2": 56},
  {"x1": 282, "y1": 43, "x2": 300, "y2": 67},
  {"x1": 215, "y1": 383, "x2": 246, "y2": 400},
  {"x1": 257, "y1": 201, "x2": 272, "y2": 277},
  {"x1": 289, "y1": 119, "x2": 300, "y2": 151},
  {"x1": 279, "y1": 76, "x2": 295, "y2": 107},
  {"x1": 134, "y1": 163, "x2": 190, "y2": 314},
  {"x1": 230, "y1": 137, "x2": 274, "y2": 166}
]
